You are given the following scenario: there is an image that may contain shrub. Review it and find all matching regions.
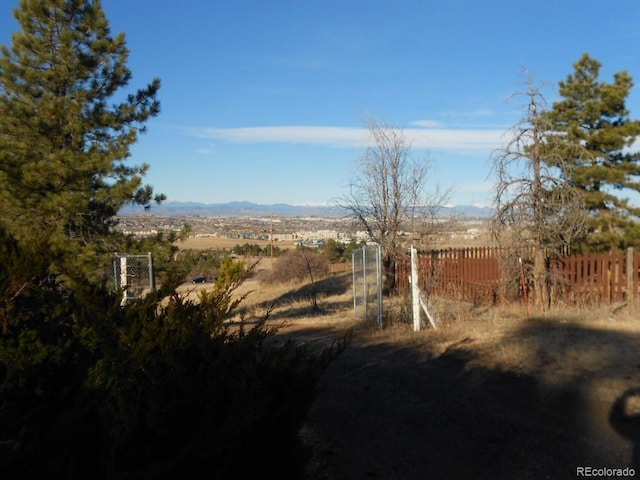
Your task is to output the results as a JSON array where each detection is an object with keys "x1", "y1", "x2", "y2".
[
  {"x1": 0, "y1": 230, "x2": 346, "y2": 479},
  {"x1": 264, "y1": 248, "x2": 330, "y2": 284}
]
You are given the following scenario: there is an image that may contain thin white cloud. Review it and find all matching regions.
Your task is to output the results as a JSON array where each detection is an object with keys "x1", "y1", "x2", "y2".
[
  {"x1": 187, "y1": 126, "x2": 369, "y2": 148},
  {"x1": 406, "y1": 128, "x2": 505, "y2": 154},
  {"x1": 185, "y1": 124, "x2": 507, "y2": 155},
  {"x1": 409, "y1": 119, "x2": 445, "y2": 128}
]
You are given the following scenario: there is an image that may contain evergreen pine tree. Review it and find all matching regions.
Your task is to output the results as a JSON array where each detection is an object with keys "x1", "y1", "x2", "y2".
[
  {"x1": 0, "y1": 0, "x2": 165, "y2": 276},
  {"x1": 544, "y1": 53, "x2": 640, "y2": 251}
]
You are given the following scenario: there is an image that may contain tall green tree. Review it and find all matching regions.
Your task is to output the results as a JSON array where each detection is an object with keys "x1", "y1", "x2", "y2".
[
  {"x1": 0, "y1": 0, "x2": 165, "y2": 277},
  {"x1": 544, "y1": 53, "x2": 640, "y2": 251}
]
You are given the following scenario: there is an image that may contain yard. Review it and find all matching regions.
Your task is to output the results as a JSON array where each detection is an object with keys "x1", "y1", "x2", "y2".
[
  {"x1": 227, "y1": 266, "x2": 640, "y2": 479},
  {"x1": 299, "y1": 305, "x2": 640, "y2": 479},
  {"x1": 174, "y1": 251, "x2": 640, "y2": 479}
]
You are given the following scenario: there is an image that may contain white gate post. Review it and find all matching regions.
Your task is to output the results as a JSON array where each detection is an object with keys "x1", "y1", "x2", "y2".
[
  {"x1": 376, "y1": 244, "x2": 383, "y2": 327},
  {"x1": 411, "y1": 246, "x2": 437, "y2": 331},
  {"x1": 411, "y1": 246, "x2": 421, "y2": 332},
  {"x1": 120, "y1": 255, "x2": 128, "y2": 306},
  {"x1": 352, "y1": 251, "x2": 357, "y2": 320},
  {"x1": 147, "y1": 252, "x2": 156, "y2": 292},
  {"x1": 362, "y1": 246, "x2": 368, "y2": 319}
]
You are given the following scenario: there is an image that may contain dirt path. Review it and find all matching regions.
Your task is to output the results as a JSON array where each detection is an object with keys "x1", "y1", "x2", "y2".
[{"x1": 298, "y1": 317, "x2": 640, "y2": 480}]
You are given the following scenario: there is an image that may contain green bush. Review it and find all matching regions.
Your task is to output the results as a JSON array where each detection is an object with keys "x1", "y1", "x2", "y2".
[
  {"x1": 320, "y1": 239, "x2": 365, "y2": 264},
  {"x1": 0, "y1": 230, "x2": 347, "y2": 480}
]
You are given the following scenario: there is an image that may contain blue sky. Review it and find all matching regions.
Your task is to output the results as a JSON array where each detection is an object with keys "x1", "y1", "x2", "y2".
[{"x1": 2, "y1": 1, "x2": 640, "y2": 207}]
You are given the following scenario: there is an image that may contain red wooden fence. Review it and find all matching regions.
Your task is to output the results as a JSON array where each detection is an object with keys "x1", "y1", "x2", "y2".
[
  {"x1": 550, "y1": 251, "x2": 640, "y2": 306},
  {"x1": 394, "y1": 247, "x2": 639, "y2": 307}
]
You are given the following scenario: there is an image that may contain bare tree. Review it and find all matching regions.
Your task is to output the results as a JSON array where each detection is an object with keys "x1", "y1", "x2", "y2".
[
  {"x1": 491, "y1": 73, "x2": 588, "y2": 309},
  {"x1": 339, "y1": 118, "x2": 447, "y2": 293}
]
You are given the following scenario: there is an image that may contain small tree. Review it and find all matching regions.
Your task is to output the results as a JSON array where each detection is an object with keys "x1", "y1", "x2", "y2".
[
  {"x1": 216, "y1": 257, "x2": 246, "y2": 286},
  {"x1": 0, "y1": 0, "x2": 165, "y2": 279},
  {"x1": 266, "y1": 248, "x2": 329, "y2": 285},
  {"x1": 321, "y1": 239, "x2": 345, "y2": 263},
  {"x1": 263, "y1": 247, "x2": 329, "y2": 311},
  {"x1": 491, "y1": 72, "x2": 588, "y2": 309},
  {"x1": 543, "y1": 53, "x2": 640, "y2": 251},
  {"x1": 339, "y1": 118, "x2": 447, "y2": 293}
]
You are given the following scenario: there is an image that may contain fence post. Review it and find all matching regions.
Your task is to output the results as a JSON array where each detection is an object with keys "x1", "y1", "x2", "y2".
[
  {"x1": 411, "y1": 246, "x2": 421, "y2": 332},
  {"x1": 376, "y1": 244, "x2": 383, "y2": 327},
  {"x1": 363, "y1": 246, "x2": 368, "y2": 319},
  {"x1": 119, "y1": 255, "x2": 128, "y2": 306},
  {"x1": 628, "y1": 247, "x2": 635, "y2": 312},
  {"x1": 147, "y1": 252, "x2": 156, "y2": 292},
  {"x1": 352, "y1": 251, "x2": 357, "y2": 320}
]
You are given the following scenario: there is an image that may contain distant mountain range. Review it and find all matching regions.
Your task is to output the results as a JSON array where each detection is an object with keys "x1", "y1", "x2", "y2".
[{"x1": 118, "y1": 201, "x2": 494, "y2": 218}]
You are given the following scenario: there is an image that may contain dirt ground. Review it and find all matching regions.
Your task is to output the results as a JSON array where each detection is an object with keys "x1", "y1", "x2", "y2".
[
  {"x1": 272, "y1": 303, "x2": 640, "y2": 480},
  {"x1": 181, "y1": 264, "x2": 640, "y2": 479}
]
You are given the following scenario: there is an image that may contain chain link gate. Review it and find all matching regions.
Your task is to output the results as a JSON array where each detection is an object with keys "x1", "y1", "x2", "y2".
[
  {"x1": 352, "y1": 244, "x2": 383, "y2": 326},
  {"x1": 112, "y1": 252, "x2": 156, "y2": 305}
]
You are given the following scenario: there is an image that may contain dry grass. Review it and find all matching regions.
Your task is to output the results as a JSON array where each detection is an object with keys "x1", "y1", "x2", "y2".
[
  {"x1": 300, "y1": 296, "x2": 640, "y2": 478},
  {"x1": 174, "y1": 269, "x2": 358, "y2": 347},
  {"x1": 363, "y1": 295, "x2": 640, "y2": 409},
  {"x1": 176, "y1": 265, "x2": 640, "y2": 408},
  {"x1": 231, "y1": 273, "x2": 355, "y2": 325}
]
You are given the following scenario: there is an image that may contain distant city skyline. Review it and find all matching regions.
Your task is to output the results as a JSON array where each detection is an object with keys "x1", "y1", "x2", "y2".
[{"x1": 2, "y1": 1, "x2": 640, "y2": 207}]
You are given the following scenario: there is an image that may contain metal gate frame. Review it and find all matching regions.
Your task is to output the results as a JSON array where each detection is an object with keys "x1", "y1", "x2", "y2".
[
  {"x1": 352, "y1": 244, "x2": 383, "y2": 326},
  {"x1": 112, "y1": 252, "x2": 156, "y2": 305}
]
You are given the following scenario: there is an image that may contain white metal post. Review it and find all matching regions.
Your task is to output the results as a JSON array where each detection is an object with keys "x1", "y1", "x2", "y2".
[
  {"x1": 120, "y1": 255, "x2": 128, "y2": 306},
  {"x1": 147, "y1": 252, "x2": 156, "y2": 292},
  {"x1": 352, "y1": 251, "x2": 357, "y2": 319},
  {"x1": 362, "y1": 246, "x2": 368, "y2": 320},
  {"x1": 376, "y1": 244, "x2": 383, "y2": 327},
  {"x1": 411, "y1": 246, "x2": 421, "y2": 331}
]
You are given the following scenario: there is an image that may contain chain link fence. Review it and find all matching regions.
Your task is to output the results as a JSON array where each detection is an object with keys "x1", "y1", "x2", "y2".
[
  {"x1": 352, "y1": 244, "x2": 383, "y2": 326},
  {"x1": 111, "y1": 252, "x2": 156, "y2": 305}
]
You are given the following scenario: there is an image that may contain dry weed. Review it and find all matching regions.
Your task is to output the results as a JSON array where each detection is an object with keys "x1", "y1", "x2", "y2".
[
  {"x1": 349, "y1": 294, "x2": 640, "y2": 403},
  {"x1": 182, "y1": 269, "x2": 640, "y2": 407}
]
